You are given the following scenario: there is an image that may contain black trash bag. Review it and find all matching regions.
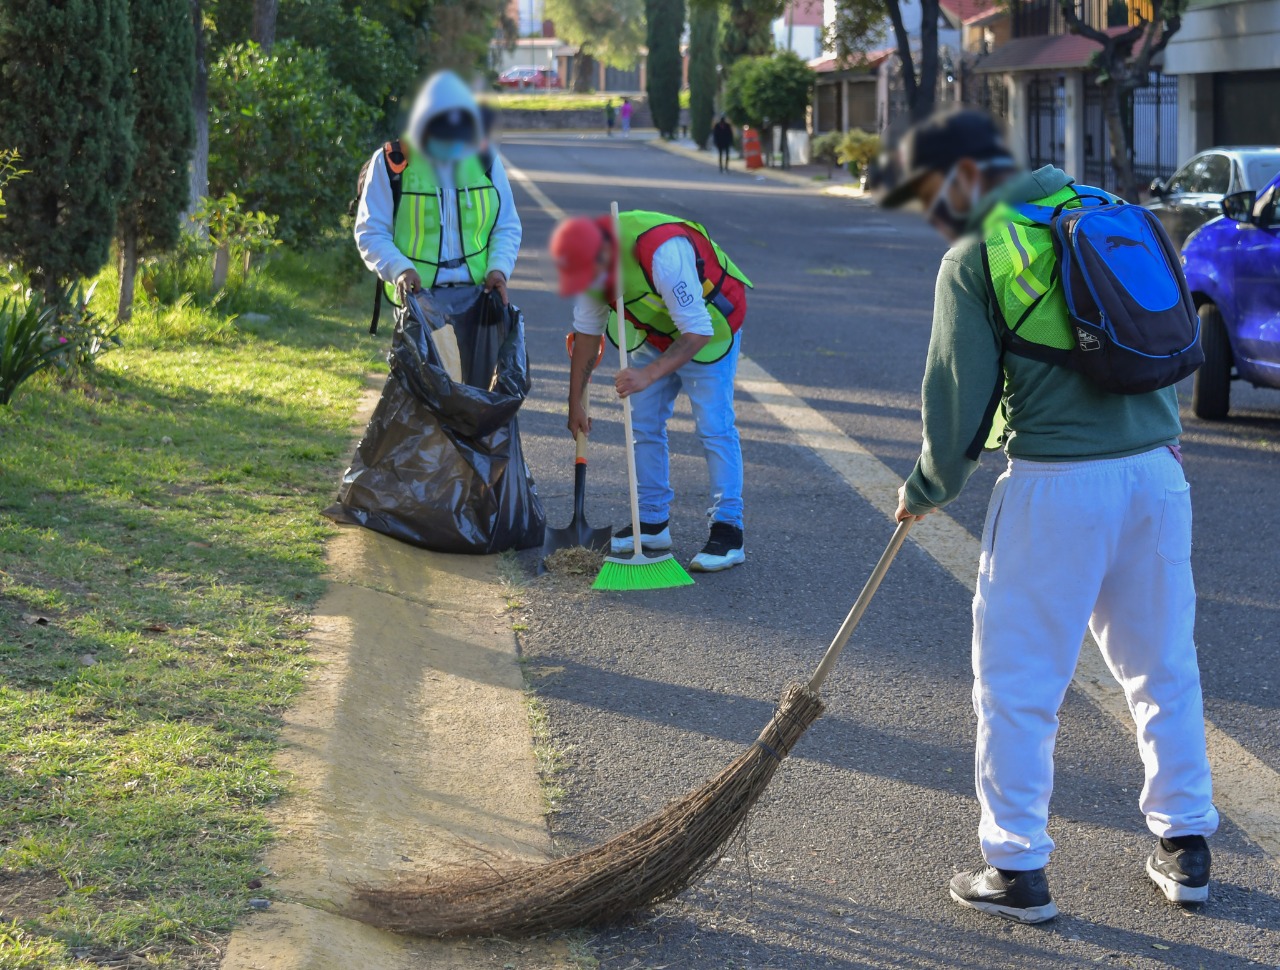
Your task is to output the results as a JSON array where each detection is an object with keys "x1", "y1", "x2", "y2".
[{"x1": 332, "y1": 285, "x2": 546, "y2": 554}]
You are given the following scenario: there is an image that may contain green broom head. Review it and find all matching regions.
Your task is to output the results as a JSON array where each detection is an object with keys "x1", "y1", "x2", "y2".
[{"x1": 592, "y1": 551, "x2": 694, "y2": 591}]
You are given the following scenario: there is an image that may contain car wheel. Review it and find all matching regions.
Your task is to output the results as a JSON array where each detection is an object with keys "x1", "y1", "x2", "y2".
[{"x1": 1192, "y1": 303, "x2": 1231, "y2": 420}]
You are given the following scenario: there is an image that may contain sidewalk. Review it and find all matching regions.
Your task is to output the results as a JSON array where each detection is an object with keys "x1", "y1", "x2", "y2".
[
  {"x1": 220, "y1": 383, "x2": 573, "y2": 970},
  {"x1": 651, "y1": 136, "x2": 867, "y2": 198}
]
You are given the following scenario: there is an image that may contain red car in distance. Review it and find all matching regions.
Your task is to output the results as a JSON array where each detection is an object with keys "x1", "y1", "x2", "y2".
[{"x1": 497, "y1": 66, "x2": 561, "y2": 90}]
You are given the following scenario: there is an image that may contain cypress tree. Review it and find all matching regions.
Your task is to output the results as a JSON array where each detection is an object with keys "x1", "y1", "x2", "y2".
[
  {"x1": 645, "y1": 0, "x2": 685, "y2": 139},
  {"x1": 0, "y1": 0, "x2": 135, "y2": 305},
  {"x1": 688, "y1": 0, "x2": 719, "y2": 149},
  {"x1": 117, "y1": 0, "x2": 196, "y2": 320},
  {"x1": 721, "y1": 0, "x2": 783, "y2": 68}
]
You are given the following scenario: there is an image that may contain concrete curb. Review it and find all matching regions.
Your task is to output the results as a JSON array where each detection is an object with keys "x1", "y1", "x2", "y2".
[
  {"x1": 220, "y1": 380, "x2": 572, "y2": 970},
  {"x1": 649, "y1": 137, "x2": 868, "y2": 199}
]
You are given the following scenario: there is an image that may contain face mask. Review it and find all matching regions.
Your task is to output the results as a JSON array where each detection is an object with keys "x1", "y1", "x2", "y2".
[
  {"x1": 926, "y1": 164, "x2": 982, "y2": 242},
  {"x1": 589, "y1": 268, "x2": 609, "y2": 292},
  {"x1": 426, "y1": 138, "x2": 472, "y2": 163}
]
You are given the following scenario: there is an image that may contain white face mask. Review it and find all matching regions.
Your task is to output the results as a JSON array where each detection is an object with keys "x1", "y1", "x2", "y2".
[
  {"x1": 589, "y1": 268, "x2": 609, "y2": 291},
  {"x1": 926, "y1": 163, "x2": 982, "y2": 242}
]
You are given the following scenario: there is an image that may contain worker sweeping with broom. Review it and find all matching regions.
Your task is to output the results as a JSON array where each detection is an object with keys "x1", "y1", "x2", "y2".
[
  {"x1": 550, "y1": 209, "x2": 752, "y2": 573},
  {"x1": 879, "y1": 108, "x2": 1217, "y2": 923}
]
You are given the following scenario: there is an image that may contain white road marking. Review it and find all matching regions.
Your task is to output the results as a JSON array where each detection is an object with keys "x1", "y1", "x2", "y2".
[
  {"x1": 506, "y1": 160, "x2": 567, "y2": 221},
  {"x1": 511, "y1": 158, "x2": 1280, "y2": 861},
  {"x1": 737, "y1": 356, "x2": 1280, "y2": 860}
]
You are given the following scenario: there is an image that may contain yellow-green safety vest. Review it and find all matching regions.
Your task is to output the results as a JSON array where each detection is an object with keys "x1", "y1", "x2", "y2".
[
  {"x1": 387, "y1": 150, "x2": 499, "y2": 302},
  {"x1": 595, "y1": 210, "x2": 752, "y2": 364},
  {"x1": 976, "y1": 183, "x2": 1087, "y2": 450}
]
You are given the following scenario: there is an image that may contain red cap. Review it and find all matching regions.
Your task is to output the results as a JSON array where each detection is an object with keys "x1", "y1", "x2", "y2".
[{"x1": 550, "y1": 217, "x2": 607, "y2": 297}]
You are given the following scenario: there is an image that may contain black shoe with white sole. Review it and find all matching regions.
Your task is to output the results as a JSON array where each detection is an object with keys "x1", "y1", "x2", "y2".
[
  {"x1": 1147, "y1": 835, "x2": 1211, "y2": 904},
  {"x1": 949, "y1": 865, "x2": 1058, "y2": 924},
  {"x1": 690, "y1": 522, "x2": 745, "y2": 572}
]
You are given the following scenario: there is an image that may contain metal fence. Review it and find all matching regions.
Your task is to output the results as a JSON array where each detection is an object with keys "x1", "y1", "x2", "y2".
[{"x1": 1083, "y1": 72, "x2": 1178, "y2": 193}]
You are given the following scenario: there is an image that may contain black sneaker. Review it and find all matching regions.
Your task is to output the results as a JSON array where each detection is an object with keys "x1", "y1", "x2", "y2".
[
  {"x1": 690, "y1": 522, "x2": 745, "y2": 572},
  {"x1": 1147, "y1": 835, "x2": 1211, "y2": 904},
  {"x1": 949, "y1": 865, "x2": 1058, "y2": 924},
  {"x1": 610, "y1": 519, "x2": 672, "y2": 555}
]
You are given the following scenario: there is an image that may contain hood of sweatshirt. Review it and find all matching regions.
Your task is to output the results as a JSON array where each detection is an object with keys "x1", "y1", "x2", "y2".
[
  {"x1": 966, "y1": 165, "x2": 1075, "y2": 232},
  {"x1": 406, "y1": 71, "x2": 481, "y2": 154}
]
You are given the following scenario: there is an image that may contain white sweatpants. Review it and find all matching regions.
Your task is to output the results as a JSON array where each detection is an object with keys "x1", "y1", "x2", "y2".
[{"x1": 972, "y1": 447, "x2": 1219, "y2": 871}]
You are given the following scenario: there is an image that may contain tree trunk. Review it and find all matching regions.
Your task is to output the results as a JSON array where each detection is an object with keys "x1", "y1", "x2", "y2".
[
  {"x1": 212, "y1": 243, "x2": 230, "y2": 292},
  {"x1": 253, "y1": 0, "x2": 278, "y2": 52},
  {"x1": 573, "y1": 51, "x2": 595, "y2": 93},
  {"x1": 242, "y1": 248, "x2": 252, "y2": 277},
  {"x1": 914, "y1": 0, "x2": 940, "y2": 119},
  {"x1": 117, "y1": 231, "x2": 138, "y2": 322},
  {"x1": 1104, "y1": 84, "x2": 1138, "y2": 201},
  {"x1": 885, "y1": 0, "x2": 918, "y2": 122},
  {"x1": 186, "y1": 0, "x2": 209, "y2": 230},
  {"x1": 780, "y1": 124, "x2": 789, "y2": 169}
]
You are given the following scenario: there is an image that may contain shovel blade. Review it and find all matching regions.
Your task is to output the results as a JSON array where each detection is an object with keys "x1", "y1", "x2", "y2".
[{"x1": 539, "y1": 518, "x2": 613, "y2": 573}]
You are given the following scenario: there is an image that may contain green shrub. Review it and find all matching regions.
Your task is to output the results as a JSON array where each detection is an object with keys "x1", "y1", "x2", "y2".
[
  {"x1": 837, "y1": 129, "x2": 881, "y2": 175},
  {"x1": 208, "y1": 41, "x2": 375, "y2": 246},
  {"x1": 48, "y1": 282, "x2": 123, "y2": 383},
  {"x1": 811, "y1": 131, "x2": 844, "y2": 175},
  {"x1": 0, "y1": 277, "x2": 59, "y2": 405}
]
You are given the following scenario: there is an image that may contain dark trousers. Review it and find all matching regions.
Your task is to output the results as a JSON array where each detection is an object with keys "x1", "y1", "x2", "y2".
[{"x1": 717, "y1": 147, "x2": 730, "y2": 171}]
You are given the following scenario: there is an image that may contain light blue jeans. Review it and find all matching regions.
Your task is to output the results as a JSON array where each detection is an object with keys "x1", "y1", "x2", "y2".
[{"x1": 628, "y1": 333, "x2": 744, "y2": 529}]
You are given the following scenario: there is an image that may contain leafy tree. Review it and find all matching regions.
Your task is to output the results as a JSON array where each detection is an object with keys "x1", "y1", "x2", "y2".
[
  {"x1": 688, "y1": 0, "x2": 719, "y2": 149},
  {"x1": 117, "y1": 0, "x2": 196, "y2": 321},
  {"x1": 721, "y1": 0, "x2": 783, "y2": 67},
  {"x1": 747, "y1": 51, "x2": 814, "y2": 167},
  {"x1": 1060, "y1": 0, "x2": 1186, "y2": 200},
  {"x1": 722, "y1": 55, "x2": 766, "y2": 131},
  {"x1": 646, "y1": 0, "x2": 686, "y2": 138},
  {"x1": 0, "y1": 0, "x2": 135, "y2": 305},
  {"x1": 546, "y1": 0, "x2": 645, "y2": 92},
  {"x1": 277, "y1": 0, "x2": 412, "y2": 127},
  {"x1": 208, "y1": 41, "x2": 374, "y2": 245},
  {"x1": 828, "y1": 0, "x2": 939, "y2": 121}
]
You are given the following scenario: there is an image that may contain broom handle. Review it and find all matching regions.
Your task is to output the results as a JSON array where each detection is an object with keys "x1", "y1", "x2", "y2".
[
  {"x1": 808, "y1": 519, "x2": 914, "y2": 692},
  {"x1": 612, "y1": 201, "x2": 645, "y2": 562}
]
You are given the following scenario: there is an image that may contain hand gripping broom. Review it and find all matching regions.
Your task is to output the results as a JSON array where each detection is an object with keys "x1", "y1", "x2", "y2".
[
  {"x1": 351, "y1": 519, "x2": 914, "y2": 936},
  {"x1": 591, "y1": 202, "x2": 694, "y2": 592}
]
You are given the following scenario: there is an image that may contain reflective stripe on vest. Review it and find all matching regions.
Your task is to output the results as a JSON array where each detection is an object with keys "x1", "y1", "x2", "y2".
[
  {"x1": 387, "y1": 150, "x2": 498, "y2": 301},
  {"x1": 596, "y1": 210, "x2": 752, "y2": 365}
]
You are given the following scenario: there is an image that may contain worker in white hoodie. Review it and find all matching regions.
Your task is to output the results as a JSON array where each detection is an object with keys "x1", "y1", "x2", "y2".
[{"x1": 354, "y1": 71, "x2": 522, "y2": 310}]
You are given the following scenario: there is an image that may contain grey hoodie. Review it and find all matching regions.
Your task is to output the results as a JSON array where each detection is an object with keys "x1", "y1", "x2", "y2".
[{"x1": 354, "y1": 71, "x2": 522, "y2": 288}]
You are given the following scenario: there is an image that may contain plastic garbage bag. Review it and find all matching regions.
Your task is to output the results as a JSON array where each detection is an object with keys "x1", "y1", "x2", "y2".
[{"x1": 330, "y1": 285, "x2": 546, "y2": 554}]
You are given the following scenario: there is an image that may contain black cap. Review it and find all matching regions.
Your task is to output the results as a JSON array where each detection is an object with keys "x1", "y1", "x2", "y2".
[
  {"x1": 425, "y1": 107, "x2": 477, "y2": 143},
  {"x1": 879, "y1": 109, "x2": 1013, "y2": 209}
]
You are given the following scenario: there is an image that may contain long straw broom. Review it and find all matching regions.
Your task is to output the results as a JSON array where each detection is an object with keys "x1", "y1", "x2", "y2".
[
  {"x1": 351, "y1": 519, "x2": 914, "y2": 936},
  {"x1": 592, "y1": 201, "x2": 694, "y2": 592}
]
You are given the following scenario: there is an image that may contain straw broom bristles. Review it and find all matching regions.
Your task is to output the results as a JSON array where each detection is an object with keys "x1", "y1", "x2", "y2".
[{"x1": 350, "y1": 682, "x2": 825, "y2": 937}]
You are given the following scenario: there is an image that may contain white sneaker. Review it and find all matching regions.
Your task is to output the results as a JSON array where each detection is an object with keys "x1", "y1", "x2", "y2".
[{"x1": 610, "y1": 521, "x2": 672, "y2": 555}]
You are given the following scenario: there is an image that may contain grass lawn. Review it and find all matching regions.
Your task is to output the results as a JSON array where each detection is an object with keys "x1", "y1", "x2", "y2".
[
  {"x1": 481, "y1": 92, "x2": 644, "y2": 112},
  {"x1": 0, "y1": 245, "x2": 381, "y2": 968}
]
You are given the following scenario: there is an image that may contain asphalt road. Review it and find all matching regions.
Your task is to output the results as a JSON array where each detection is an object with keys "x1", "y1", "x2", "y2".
[{"x1": 496, "y1": 132, "x2": 1280, "y2": 969}]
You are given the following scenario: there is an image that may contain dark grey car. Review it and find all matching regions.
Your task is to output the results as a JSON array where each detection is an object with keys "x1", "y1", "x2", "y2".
[{"x1": 1146, "y1": 147, "x2": 1280, "y2": 248}]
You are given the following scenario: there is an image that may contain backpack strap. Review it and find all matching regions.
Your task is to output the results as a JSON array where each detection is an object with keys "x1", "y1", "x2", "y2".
[{"x1": 370, "y1": 140, "x2": 408, "y2": 335}]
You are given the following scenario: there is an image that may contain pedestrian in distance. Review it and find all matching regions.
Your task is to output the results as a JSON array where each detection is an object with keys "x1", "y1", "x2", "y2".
[
  {"x1": 605, "y1": 99, "x2": 616, "y2": 137},
  {"x1": 551, "y1": 210, "x2": 753, "y2": 571},
  {"x1": 620, "y1": 97, "x2": 633, "y2": 138},
  {"x1": 712, "y1": 115, "x2": 734, "y2": 172},
  {"x1": 354, "y1": 70, "x2": 522, "y2": 309},
  {"x1": 880, "y1": 108, "x2": 1218, "y2": 924}
]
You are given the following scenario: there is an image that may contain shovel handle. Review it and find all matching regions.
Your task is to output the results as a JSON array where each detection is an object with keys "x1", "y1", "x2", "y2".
[
  {"x1": 807, "y1": 519, "x2": 913, "y2": 693},
  {"x1": 567, "y1": 332, "x2": 602, "y2": 465}
]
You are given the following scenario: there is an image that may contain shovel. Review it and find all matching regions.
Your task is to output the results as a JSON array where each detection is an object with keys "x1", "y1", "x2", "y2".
[{"x1": 539, "y1": 334, "x2": 612, "y2": 573}]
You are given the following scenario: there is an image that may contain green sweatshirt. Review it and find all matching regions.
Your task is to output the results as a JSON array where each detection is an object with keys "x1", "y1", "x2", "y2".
[{"x1": 903, "y1": 166, "x2": 1182, "y2": 516}]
